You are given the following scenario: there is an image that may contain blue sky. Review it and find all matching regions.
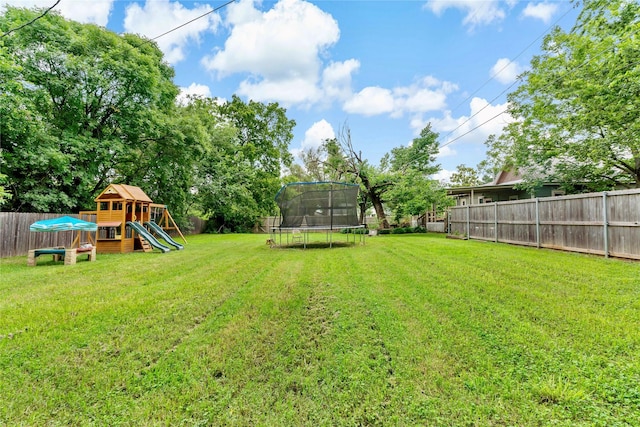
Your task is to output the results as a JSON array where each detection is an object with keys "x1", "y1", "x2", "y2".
[{"x1": 4, "y1": 0, "x2": 580, "y2": 181}]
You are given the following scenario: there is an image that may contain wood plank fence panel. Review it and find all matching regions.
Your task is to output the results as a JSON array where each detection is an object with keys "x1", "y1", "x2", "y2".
[
  {"x1": 448, "y1": 207, "x2": 468, "y2": 237},
  {"x1": 469, "y1": 204, "x2": 495, "y2": 241},
  {"x1": 448, "y1": 189, "x2": 640, "y2": 260},
  {"x1": 539, "y1": 195, "x2": 605, "y2": 255},
  {"x1": 497, "y1": 200, "x2": 537, "y2": 246},
  {"x1": 608, "y1": 192, "x2": 640, "y2": 258}
]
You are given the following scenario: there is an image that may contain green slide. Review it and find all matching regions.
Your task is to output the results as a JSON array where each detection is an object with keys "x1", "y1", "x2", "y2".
[
  {"x1": 126, "y1": 221, "x2": 171, "y2": 253},
  {"x1": 145, "y1": 221, "x2": 184, "y2": 250}
]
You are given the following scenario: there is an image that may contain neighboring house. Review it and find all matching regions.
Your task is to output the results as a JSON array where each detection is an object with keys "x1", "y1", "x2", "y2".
[{"x1": 446, "y1": 170, "x2": 564, "y2": 206}]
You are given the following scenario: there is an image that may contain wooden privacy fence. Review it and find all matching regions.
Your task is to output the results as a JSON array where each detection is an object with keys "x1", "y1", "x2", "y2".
[
  {"x1": 0, "y1": 213, "x2": 206, "y2": 258},
  {"x1": 448, "y1": 189, "x2": 640, "y2": 260}
]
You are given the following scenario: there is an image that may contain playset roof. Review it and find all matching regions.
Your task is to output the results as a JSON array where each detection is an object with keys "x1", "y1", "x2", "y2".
[{"x1": 95, "y1": 184, "x2": 152, "y2": 203}]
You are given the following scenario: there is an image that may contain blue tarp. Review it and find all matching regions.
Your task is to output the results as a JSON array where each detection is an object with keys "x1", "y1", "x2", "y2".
[{"x1": 30, "y1": 216, "x2": 98, "y2": 232}]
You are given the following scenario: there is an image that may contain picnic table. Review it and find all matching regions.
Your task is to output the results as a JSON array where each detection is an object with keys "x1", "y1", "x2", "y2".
[{"x1": 27, "y1": 245, "x2": 96, "y2": 266}]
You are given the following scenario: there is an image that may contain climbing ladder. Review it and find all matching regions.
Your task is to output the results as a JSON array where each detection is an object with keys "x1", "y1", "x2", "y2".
[{"x1": 138, "y1": 236, "x2": 153, "y2": 252}]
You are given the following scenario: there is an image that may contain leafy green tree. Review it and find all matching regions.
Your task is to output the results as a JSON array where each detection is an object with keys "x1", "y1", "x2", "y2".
[
  {"x1": 387, "y1": 171, "x2": 452, "y2": 223},
  {"x1": 180, "y1": 96, "x2": 295, "y2": 232},
  {"x1": 1, "y1": 7, "x2": 181, "y2": 213},
  {"x1": 0, "y1": 33, "x2": 62, "y2": 211},
  {"x1": 0, "y1": 172, "x2": 11, "y2": 208},
  {"x1": 449, "y1": 164, "x2": 481, "y2": 187},
  {"x1": 323, "y1": 130, "x2": 391, "y2": 228},
  {"x1": 215, "y1": 95, "x2": 295, "y2": 224},
  {"x1": 496, "y1": 0, "x2": 640, "y2": 191},
  {"x1": 386, "y1": 125, "x2": 448, "y2": 222}
]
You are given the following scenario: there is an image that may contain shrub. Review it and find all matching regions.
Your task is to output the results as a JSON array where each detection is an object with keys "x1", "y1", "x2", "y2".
[{"x1": 340, "y1": 228, "x2": 368, "y2": 235}]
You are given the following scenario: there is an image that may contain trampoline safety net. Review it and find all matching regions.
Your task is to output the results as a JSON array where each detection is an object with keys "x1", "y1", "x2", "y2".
[{"x1": 275, "y1": 182, "x2": 360, "y2": 229}]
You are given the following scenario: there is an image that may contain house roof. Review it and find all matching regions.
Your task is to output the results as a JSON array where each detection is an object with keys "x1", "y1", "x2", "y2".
[
  {"x1": 492, "y1": 170, "x2": 521, "y2": 185},
  {"x1": 95, "y1": 184, "x2": 153, "y2": 203}
]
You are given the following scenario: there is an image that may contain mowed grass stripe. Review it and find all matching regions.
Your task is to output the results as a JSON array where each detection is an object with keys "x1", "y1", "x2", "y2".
[
  {"x1": 122, "y1": 248, "x2": 308, "y2": 424},
  {"x1": 1, "y1": 233, "x2": 639, "y2": 425}
]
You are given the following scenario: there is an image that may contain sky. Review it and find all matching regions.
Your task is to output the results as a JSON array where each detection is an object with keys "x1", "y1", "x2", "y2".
[{"x1": 2, "y1": 0, "x2": 581, "y2": 182}]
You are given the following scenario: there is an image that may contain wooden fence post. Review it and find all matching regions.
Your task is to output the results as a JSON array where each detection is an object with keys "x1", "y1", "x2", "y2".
[
  {"x1": 603, "y1": 192, "x2": 609, "y2": 258},
  {"x1": 494, "y1": 202, "x2": 498, "y2": 243},
  {"x1": 466, "y1": 205, "x2": 470, "y2": 239},
  {"x1": 535, "y1": 198, "x2": 540, "y2": 249}
]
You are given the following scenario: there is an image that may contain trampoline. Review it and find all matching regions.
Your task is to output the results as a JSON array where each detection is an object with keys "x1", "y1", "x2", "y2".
[{"x1": 271, "y1": 181, "x2": 365, "y2": 248}]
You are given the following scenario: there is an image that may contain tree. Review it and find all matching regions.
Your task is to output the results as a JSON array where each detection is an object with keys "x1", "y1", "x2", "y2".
[
  {"x1": 496, "y1": 0, "x2": 640, "y2": 191},
  {"x1": 1, "y1": 7, "x2": 298, "y2": 230},
  {"x1": 180, "y1": 95, "x2": 295, "y2": 232},
  {"x1": 449, "y1": 164, "x2": 482, "y2": 187},
  {"x1": 214, "y1": 95, "x2": 295, "y2": 224},
  {"x1": 386, "y1": 171, "x2": 453, "y2": 223},
  {"x1": 0, "y1": 172, "x2": 10, "y2": 208},
  {"x1": 324, "y1": 124, "x2": 444, "y2": 228},
  {"x1": 1, "y1": 7, "x2": 182, "y2": 213},
  {"x1": 323, "y1": 129, "x2": 391, "y2": 228}
]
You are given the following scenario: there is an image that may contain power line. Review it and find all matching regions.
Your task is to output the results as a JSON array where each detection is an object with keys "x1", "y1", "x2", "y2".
[
  {"x1": 439, "y1": 3, "x2": 577, "y2": 147},
  {"x1": 136, "y1": 0, "x2": 236, "y2": 48},
  {"x1": 1, "y1": 0, "x2": 61, "y2": 38},
  {"x1": 439, "y1": 18, "x2": 640, "y2": 151},
  {"x1": 448, "y1": 4, "x2": 576, "y2": 117}
]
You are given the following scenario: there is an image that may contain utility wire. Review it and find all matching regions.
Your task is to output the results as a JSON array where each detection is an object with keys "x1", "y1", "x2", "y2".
[
  {"x1": 136, "y1": 0, "x2": 236, "y2": 47},
  {"x1": 439, "y1": 20, "x2": 640, "y2": 151},
  {"x1": 440, "y1": 3, "x2": 577, "y2": 146},
  {"x1": 1, "y1": 0, "x2": 61, "y2": 38},
  {"x1": 448, "y1": 4, "x2": 576, "y2": 117}
]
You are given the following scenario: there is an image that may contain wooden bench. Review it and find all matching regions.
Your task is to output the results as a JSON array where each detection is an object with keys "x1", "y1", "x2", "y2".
[{"x1": 27, "y1": 246, "x2": 96, "y2": 266}]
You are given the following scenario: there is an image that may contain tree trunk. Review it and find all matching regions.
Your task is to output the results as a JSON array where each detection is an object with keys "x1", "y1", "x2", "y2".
[
  {"x1": 359, "y1": 202, "x2": 366, "y2": 225},
  {"x1": 370, "y1": 192, "x2": 389, "y2": 229},
  {"x1": 359, "y1": 174, "x2": 389, "y2": 229}
]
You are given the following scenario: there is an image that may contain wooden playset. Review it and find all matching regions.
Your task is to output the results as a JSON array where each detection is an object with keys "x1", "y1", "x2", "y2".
[{"x1": 79, "y1": 184, "x2": 185, "y2": 254}]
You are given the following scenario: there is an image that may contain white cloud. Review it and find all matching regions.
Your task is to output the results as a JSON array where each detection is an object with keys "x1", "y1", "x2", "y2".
[
  {"x1": 321, "y1": 59, "x2": 360, "y2": 103},
  {"x1": 225, "y1": 0, "x2": 262, "y2": 25},
  {"x1": 238, "y1": 77, "x2": 321, "y2": 106},
  {"x1": 343, "y1": 75, "x2": 458, "y2": 118},
  {"x1": 177, "y1": 83, "x2": 212, "y2": 104},
  {"x1": 343, "y1": 87, "x2": 395, "y2": 116},
  {"x1": 432, "y1": 168, "x2": 456, "y2": 183},
  {"x1": 424, "y1": 0, "x2": 517, "y2": 29},
  {"x1": 522, "y1": 2, "x2": 558, "y2": 24},
  {"x1": 490, "y1": 58, "x2": 526, "y2": 84},
  {"x1": 302, "y1": 120, "x2": 335, "y2": 151},
  {"x1": 124, "y1": 0, "x2": 220, "y2": 65},
  {"x1": 437, "y1": 146, "x2": 457, "y2": 159},
  {"x1": 2, "y1": 0, "x2": 114, "y2": 26},
  {"x1": 290, "y1": 119, "x2": 335, "y2": 159},
  {"x1": 202, "y1": 0, "x2": 348, "y2": 106},
  {"x1": 429, "y1": 97, "x2": 512, "y2": 147}
]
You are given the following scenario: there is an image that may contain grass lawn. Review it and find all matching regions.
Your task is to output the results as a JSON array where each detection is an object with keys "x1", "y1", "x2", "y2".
[{"x1": 1, "y1": 233, "x2": 639, "y2": 426}]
